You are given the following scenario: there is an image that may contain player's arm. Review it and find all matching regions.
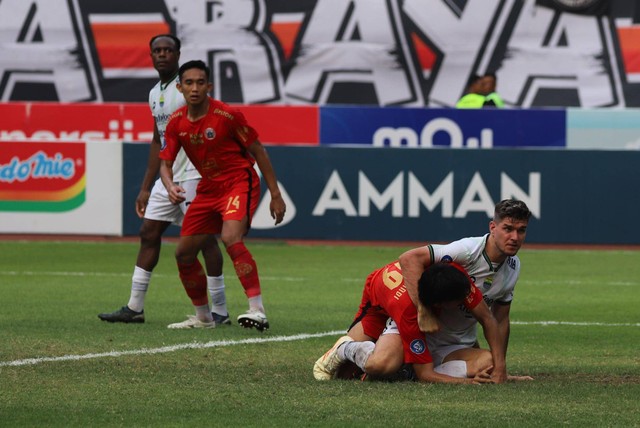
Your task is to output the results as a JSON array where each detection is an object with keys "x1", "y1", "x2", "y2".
[
  {"x1": 469, "y1": 300, "x2": 507, "y2": 384},
  {"x1": 412, "y1": 362, "x2": 492, "y2": 384},
  {"x1": 248, "y1": 139, "x2": 286, "y2": 225},
  {"x1": 492, "y1": 302, "x2": 519, "y2": 379},
  {"x1": 158, "y1": 121, "x2": 185, "y2": 205},
  {"x1": 397, "y1": 247, "x2": 438, "y2": 333},
  {"x1": 159, "y1": 159, "x2": 185, "y2": 205},
  {"x1": 135, "y1": 122, "x2": 162, "y2": 218}
]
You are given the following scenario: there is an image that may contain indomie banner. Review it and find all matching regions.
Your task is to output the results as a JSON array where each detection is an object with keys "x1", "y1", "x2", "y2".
[{"x1": 1, "y1": 0, "x2": 639, "y2": 107}]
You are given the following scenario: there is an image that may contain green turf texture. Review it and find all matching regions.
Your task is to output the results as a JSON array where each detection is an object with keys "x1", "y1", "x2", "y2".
[{"x1": 0, "y1": 239, "x2": 638, "y2": 427}]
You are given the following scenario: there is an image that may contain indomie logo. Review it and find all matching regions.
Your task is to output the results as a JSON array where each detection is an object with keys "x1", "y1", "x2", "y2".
[
  {"x1": 0, "y1": 142, "x2": 86, "y2": 212},
  {"x1": 0, "y1": 151, "x2": 75, "y2": 183}
]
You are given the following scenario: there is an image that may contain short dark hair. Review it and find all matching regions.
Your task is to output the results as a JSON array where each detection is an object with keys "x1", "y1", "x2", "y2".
[
  {"x1": 178, "y1": 60, "x2": 210, "y2": 81},
  {"x1": 494, "y1": 199, "x2": 532, "y2": 223},
  {"x1": 418, "y1": 262, "x2": 471, "y2": 307},
  {"x1": 149, "y1": 34, "x2": 181, "y2": 51},
  {"x1": 484, "y1": 72, "x2": 497, "y2": 82},
  {"x1": 465, "y1": 74, "x2": 482, "y2": 90}
]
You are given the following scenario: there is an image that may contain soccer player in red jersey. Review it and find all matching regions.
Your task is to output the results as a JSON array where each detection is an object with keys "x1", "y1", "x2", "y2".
[
  {"x1": 159, "y1": 60, "x2": 286, "y2": 331},
  {"x1": 313, "y1": 262, "x2": 503, "y2": 384}
]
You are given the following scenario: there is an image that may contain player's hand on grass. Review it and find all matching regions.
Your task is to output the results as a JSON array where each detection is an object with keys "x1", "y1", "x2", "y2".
[
  {"x1": 490, "y1": 367, "x2": 508, "y2": 384},
  {"x1": 470, "y1": 366, "x2": 494, "y2": 384},
  {"x1": 135, "y1": 190, "x2": 151, "y2": 218},
  {"x1": 507, "y1": 375, "x2": 534, "y2": 381}
]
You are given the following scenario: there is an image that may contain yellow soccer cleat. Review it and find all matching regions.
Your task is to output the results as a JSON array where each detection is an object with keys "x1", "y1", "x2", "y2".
[{"x1": 313, "y1": 335, "x2": 353, "y2": 380}]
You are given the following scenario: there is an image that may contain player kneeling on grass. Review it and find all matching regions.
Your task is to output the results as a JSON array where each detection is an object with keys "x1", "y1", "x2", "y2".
[{"x1": 314, "y1": 262, "x2": 503, "y2": 384}]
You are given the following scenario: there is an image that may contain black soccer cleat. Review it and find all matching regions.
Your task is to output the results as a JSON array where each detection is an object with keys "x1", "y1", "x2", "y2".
[
  {"x1": 98, "y1": 306, "x2": 145, "y2": 323},
  {"x1": 212, "y1": 312, "x2": 232, "y2": 326}
]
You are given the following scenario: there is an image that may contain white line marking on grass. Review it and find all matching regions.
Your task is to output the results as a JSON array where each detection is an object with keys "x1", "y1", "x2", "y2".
[
  {"x1": 2, "y1": 321, "x2": 639, "y2": 368},
  {"x1": 1, "y1": 272, "x2": 305, "y2": 282},
  {"x1": 2, "y1": 271, "x2": 130, "y2": 277},
  {"x1": 512, "y1": 321, "x2": 640, "y2": 327},
  {"x1": 0, "y1": 330, "x2": 345, "y2": 368}
]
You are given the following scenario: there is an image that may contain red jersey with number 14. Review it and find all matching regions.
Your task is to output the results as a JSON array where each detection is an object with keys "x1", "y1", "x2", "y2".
[{"x1": 160, "y1": 98, "x2": 259, "y2": 193}]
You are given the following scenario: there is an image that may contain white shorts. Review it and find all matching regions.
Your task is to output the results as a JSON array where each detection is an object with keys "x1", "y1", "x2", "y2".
[
  {"x1": 383, "y1": 319, "x2": 469, "y2": 367},
  {"x1": 143, "y1": 178, "x2": 199, "y2": 226}
]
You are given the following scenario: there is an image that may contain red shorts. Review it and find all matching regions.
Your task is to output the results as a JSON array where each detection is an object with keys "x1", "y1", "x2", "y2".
[
  {"x1": 180, "y1": 175, "x2": 260, "y2": 236},
  {"x1": 349, "y1": 271, "x2": 388, "y2": 341}
]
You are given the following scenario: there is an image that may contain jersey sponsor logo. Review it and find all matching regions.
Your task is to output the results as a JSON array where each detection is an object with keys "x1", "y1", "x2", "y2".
[
  {"x1": 190, "y1": 134, "x2": 204, "y2": 145},
  {"x1": 0, "y1": 142, "x2": 86, "y2": 212},
  {"x1": 214, "y1": 109, "x2": 234, "y2": 120},
  {"x1": 204, "y1": 128, "x2": 216, "y2": 140},
  {"x1": 410, "y1": 339, "x2": 426, "y2": 355}
]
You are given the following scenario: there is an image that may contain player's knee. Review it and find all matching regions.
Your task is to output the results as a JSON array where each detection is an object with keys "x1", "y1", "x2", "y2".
[
  {"x1": 139, "y1": 222, "x2": 163, "y2": 246},
  {"x1": 174, "y1": 246, "x2": 198, "y2": 265},
  {"x1": 220, "y1": 234, "x2": 242, "y2": 248}
]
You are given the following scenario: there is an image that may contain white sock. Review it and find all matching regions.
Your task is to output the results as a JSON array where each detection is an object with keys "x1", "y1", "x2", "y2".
[
  {"x1": 207, "y1": 275, "x2": 227, "y2": 315},
  {"x1": 127, "y1": 266, "x2": 151, "y2": 312},
  {"x1": 340, "y1": 341, "x2": 375, "y2": 372},
  {"x1": 248, "y1": 295, "x2": 264, "y2": 313},
  {"x1": 434, "y1": 360, "x2": 468, "y2": 378},
  {"x1": 195, "y1": 304, "x2": 213, "y2": 322}
]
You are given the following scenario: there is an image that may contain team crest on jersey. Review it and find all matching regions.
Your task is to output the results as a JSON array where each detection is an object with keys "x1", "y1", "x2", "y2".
[
  {"x1": 441, "y1": 255, "x2": 453, "y2": 263},
  {"x1": 205, "y1": 128, "x2": 216, "y2": 140},
  {"x1": 410, "y1": 339, "x2": 426, "y2": 355},
  {"x1": 482, "y1": 276, "x2": 494, "y2": 290}
]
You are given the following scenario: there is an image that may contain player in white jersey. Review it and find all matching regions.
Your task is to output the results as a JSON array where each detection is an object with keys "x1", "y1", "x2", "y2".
[
  {"x1": 397, "y1": 199, "x2": 534, "y2": 383},
  {"x1": 99, "y1": 34, "x2": 229, "y2": 327}
]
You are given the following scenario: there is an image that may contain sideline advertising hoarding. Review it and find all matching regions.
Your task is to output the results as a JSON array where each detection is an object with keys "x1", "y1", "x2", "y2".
[{"x1": 0, "y1": 140, "x2": 122, "y2": 235}]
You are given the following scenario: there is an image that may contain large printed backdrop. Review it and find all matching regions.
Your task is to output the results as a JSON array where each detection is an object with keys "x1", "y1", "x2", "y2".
[{"x1": 2, "y1": 0, "x2": 640, "y2": 107}]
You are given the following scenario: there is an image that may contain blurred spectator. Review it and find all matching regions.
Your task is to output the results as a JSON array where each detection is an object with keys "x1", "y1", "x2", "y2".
[{"x1": 482, "y1": 73, "x2": 505, "y2": 108}]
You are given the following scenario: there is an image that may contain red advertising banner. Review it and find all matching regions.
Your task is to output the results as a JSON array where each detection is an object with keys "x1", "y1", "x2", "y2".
[
  {"x1": 0, "y1": 141, "x2": 86, "y2": 212},
  {"x1": 0, "y1": 0, "x2": 637, "y2": 107},
  {"x1": 0, "y1": 103, "x2": 318, "y2": 145}
]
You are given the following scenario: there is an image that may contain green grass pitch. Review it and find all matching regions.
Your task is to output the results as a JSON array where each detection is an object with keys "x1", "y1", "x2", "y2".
[{"x1": 0, "y1": 238, "x2": 638, "y2": 427}]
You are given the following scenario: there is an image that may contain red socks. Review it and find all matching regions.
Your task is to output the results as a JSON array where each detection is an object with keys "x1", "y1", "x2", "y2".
[
  {"x1": 226, "y1": 242, "x2": 261, "y2": 298},
  {"x1": 177, "y1": 260, "x2": 208, "y2": 306}
]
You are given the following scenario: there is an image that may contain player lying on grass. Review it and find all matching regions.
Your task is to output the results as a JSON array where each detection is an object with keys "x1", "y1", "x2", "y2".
[
  {"x1": 399, "y1": 199, "x2": 533, "y2": 382},
  {"x1": 313, "y1": 262, "x2": 504, "y2": 384}
]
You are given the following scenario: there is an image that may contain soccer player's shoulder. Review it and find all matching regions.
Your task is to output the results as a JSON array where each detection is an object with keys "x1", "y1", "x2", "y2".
[
  {"x1": 210, "y1": 99, "x2": 237, "y2": 121},
  {"x1": 166, "y1": 105, "x2": 187, "y2": 128},
  {"x1": 168, "y1": 105, "x2": 187, "y2": 121},
  {"x1": 505, "y1": 255, "x2": 520, "y2": 272}
]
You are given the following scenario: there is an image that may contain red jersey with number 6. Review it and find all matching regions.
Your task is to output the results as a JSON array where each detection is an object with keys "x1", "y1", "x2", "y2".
[{"x1": 359, "y1": 261, "x2": 484, "y2": 364}]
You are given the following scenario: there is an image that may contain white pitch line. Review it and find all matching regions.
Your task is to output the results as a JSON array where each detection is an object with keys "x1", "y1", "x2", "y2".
[
  {"x1": 0, "y1": 330, "x2": 344, "y2": 368},
  {"x1": 512, "y1": 321, "x2": 640, "y2": 327},
  {"x1": 2, "y1": 321, "x2": 639, "y2": 368},
  {"x1": 0, "y1": 272, "x2": 306, "y2": 282}
]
